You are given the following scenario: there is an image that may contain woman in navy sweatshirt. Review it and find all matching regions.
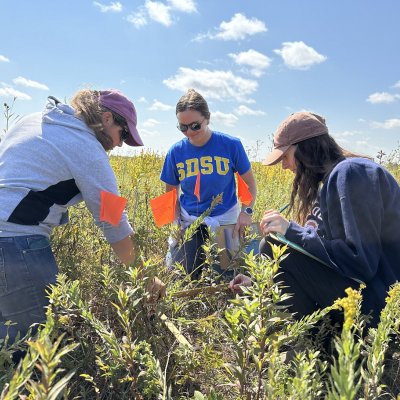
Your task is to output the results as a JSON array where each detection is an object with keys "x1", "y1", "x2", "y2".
[{"x1": 231, "y1": 111, "x2": 400, "y2": 327}]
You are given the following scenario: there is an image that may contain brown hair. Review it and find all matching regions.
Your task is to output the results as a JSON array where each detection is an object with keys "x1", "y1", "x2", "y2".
[
  {"x1": 289, "y1": 134, "x2": 370, "y2": 224},
  {"x1": 175, "y1": 89, "x2": 210, "y2": 120},
  {"x1": 70, "y1": 89, "x2": 127, "y2": 151}
]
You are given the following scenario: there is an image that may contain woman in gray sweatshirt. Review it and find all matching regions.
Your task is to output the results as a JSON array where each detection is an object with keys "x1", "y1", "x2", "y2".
[{"x1": 0, "y1": 89, "x2": 165, "y2": 346}]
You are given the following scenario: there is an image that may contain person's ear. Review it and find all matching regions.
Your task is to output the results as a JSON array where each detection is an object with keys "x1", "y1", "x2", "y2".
[{"x1": 101, "y1": 111, "x2": 113, "y2": 127}]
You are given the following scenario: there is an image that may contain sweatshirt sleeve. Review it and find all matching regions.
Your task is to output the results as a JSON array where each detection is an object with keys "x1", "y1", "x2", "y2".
[
  {"x1": 285, "y1": 161, "x2": 383, "y2": 283},
  {"x1": 68, "y1": 150, "x2": 133, "y2": 244}
]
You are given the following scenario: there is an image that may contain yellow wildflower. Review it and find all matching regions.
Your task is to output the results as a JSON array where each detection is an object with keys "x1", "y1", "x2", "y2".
[{"x1": 334, "y1": 287, "x2": 362, "y2": 331}]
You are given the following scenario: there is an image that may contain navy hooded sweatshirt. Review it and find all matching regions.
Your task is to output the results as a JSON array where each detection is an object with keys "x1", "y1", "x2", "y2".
[{"x1": 285, "y1": 157, "x2": 400, "y2": 325}]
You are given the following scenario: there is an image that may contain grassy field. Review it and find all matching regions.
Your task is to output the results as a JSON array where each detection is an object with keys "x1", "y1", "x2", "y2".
[{"x1": 0, "y1": 151, "x2": 399, "y2": 399}]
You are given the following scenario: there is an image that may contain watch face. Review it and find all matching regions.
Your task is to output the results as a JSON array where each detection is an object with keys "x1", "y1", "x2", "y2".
[{"x1": 245, "y1": 207, "x2": 253, "y2": 215}]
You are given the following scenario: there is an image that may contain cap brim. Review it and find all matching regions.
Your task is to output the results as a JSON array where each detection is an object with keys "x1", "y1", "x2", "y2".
[
  {"x1": 262, "y1": 145, "x2": 290, "y2": 166},
  {"x1": 125, "y1": 122, "x2": 144, "y2": 147}
]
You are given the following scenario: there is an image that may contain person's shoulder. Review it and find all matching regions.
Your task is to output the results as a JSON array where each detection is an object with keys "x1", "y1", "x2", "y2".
[
  {"x1": 333, "y1": 157, "x2": 379, "y2": 174},
  {"x1": 165, "y1": 137, "x2": 189, "y2": 155},
  {"x1": 213, "y1": 131, "x2": 243, "y2": 144},
  {"x1": 22, "y1": 112, "x2": 42, "y2": 123},
  {"x1": 328, "y1": 157, "x2": 385, "y2": 186},
  {"x1": 12, "y1": 112, "x2": 42, "y2": 129}
]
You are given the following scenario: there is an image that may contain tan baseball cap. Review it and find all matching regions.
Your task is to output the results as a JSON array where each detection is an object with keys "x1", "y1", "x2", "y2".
[{"x1": 263, "y1": 112, "x2": 328, "y2": 166}]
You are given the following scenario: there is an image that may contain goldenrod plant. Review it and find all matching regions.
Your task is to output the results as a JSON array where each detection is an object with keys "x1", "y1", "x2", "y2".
[
  {"x1": 327, "y1": 287, "x2": 365, "y2": 400},
  {"x1": 0, "y1": 102, "x2": 399, "y2": 398},
  {"x1": 362, "y1": 283, "x2": 400, "y2": 399}
]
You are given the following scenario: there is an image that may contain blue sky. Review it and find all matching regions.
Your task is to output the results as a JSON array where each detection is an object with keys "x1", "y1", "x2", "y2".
[{"x1": 1, "y1": 0, "x2": 399, "y2": 160}]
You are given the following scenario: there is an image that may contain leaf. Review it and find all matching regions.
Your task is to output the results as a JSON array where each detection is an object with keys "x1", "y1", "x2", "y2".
[{"x1": 47, "y1": 370, "x2": 76, "y2": 400}]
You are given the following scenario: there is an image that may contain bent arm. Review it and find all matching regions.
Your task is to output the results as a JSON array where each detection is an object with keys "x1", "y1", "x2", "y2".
[
  {"x1": 111, "y1": 235, "x2": 166, "y2": 299},
  {"x1": 239, "y1": 168, "x2": 257, "y2": 209},
  {"x1": 234, "y1": 168, "x2": 257, "y2": 237},
  {"x1": 285, "y1": 162, "x2": 385, "y2": 283},
  {"x1": 166, "y1": 183, "x2": 180, "y2": 220},
  {"x1": 110, "y1": 235, "x2": 137, "y2": 265},
  {"x1": 166, "y1": 183, "x2": 178, "y2": 193}
]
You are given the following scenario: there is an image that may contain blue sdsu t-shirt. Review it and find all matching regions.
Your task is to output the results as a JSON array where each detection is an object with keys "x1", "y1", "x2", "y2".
[{"x1": 160, "y1": 131, "x2": 251, "y2": 217}]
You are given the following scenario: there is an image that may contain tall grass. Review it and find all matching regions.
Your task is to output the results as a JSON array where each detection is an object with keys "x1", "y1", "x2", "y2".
[{"x1": 1, "y1": 102, "x2": 400, "y2": 398}]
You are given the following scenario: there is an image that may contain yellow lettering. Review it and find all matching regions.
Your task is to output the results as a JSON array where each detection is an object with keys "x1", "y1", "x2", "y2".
[
  {"x1": 214, "y1": 156, "x2": 230, "y2": 175},
  {"x1": 200, "y1": 156, "x2": 213, "y2": 175},
  {"x1": 176, "y1": 162, "x2": 185, "y2": 181},
  {"x1": 186, "y1": 158, "x2": 199, "y2": 178}
]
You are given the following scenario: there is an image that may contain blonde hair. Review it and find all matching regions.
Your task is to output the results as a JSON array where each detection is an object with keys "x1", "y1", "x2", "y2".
[{"x1": 70, "y1": 89, "x2": 113, "y2": 150}]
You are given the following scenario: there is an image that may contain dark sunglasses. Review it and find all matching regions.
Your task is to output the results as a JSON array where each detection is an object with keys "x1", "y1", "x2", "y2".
[
  {"x1": 119, "y1": 127, "x2": 130, "y2": 143},
  {"x1": 111, "y1": 112, "x2": 130, "y2": 143},
  {"x1": 177, "y1": 118, "x2": 205, "y2": 133}
]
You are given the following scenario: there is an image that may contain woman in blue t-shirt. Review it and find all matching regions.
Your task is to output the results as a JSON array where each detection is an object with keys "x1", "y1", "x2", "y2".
[{"x1": 160, "y1": 89, "x2": 256, "y2": 279}]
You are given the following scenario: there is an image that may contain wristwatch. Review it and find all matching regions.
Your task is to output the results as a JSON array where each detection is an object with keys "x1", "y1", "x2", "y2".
[{"x1": 242, "y1": 207, "x2": 253, "y2": 216}]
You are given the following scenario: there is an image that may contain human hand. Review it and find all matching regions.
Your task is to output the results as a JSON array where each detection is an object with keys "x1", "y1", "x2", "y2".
[
  {"x1": 260, "y1": 209, "x2": 290, "y2": 236},
  {"x1": 146, "y1": 276, "x2": 166, "y2": 304},
  {"x1": 229, "y1": 273, "x2": 252, "y2": 294},
  {"x1": 233, "y1": 211, "x2": 252, "y2": 239}
]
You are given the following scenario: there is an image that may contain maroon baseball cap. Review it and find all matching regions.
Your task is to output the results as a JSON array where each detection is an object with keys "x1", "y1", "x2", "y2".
[
  {"x1": 99, "y1": 89, "x2": 143, "y2": 146},
  {"x1": 263, "y1": 112, "x2": 328, "y2": 165}
]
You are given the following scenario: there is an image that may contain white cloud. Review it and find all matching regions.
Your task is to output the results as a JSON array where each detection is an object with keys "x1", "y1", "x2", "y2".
[
  {"x1": 393, "y1": 80, "x2": 400, "y2": 89},
  {"x1": 366, "y1": 92, "x2": 400, "y2": 104},
  {"x1": 216, "y1": 13, "x2": 267, "y2": 40},
  {"x1": 195, "y1": 13, "x2": 267, "y2": 41},
  {"x1": 274, "y1": 41, "x2": 327, "y2": 70},
  {"x1": 335, "y1": 137, "x2": 350, "y2": 145},
  {"x1": 163, "y1": 67, "x2": 258, "y2": 102},
  {"x1": 145, "y1": 0, "x2": 172, "y2": 26},
  {"x1": 167, "y1": 0, "x2": 197, "y2": 13},
  {"x1": 229, "y1": 49, "x2": 272, "y2": 77},
  {"x1": 211, "y1": 111, "x2": 238, "y2": 127},
  {"x1": 334, "y1": 130, "x2": 359, "y2": 138},
  {"x1": 0, "y1": 86, "x2": 31, "y2": 100},
  {"x1": 234, "y1": 105, "x2": 265, "y2": 116},
  {"x1": 139, "y1": 128, "x2": 160, "y2": 137},
  {"x1": 128, "y1": 0, "x2": 196, "y2": 28},
  {"x1": 149, "y1": 99, "x2": 173, "y2": 111},
  {"x1": 126, "y1": 10, "x2": 148, "y2": 28},
  {"x1": 93, "y1": 1, "x2": 122, "y2": 12},
  {"x1": 371, "y1": 119, "x2": 400, "y2": 129},
  {"x1": 12, "y1": 76, "x2": 49, "y2": 91},
  {"x1": 0, "y1": 55, "x2": 10, "y2": 63},
  {"x1": 137, "y1": 96, "x2": 148, "y2": 103},
  {"x1": 332, "y1": 131, "x2": 364, "y2": 147},
  {"x1": 142, "y1": 118, "x2": 161, "y2": 128}
]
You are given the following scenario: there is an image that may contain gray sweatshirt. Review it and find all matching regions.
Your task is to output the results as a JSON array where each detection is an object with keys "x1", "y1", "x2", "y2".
[{"x1": 0, "y1": 98, "x2": 133, "y2": 243}]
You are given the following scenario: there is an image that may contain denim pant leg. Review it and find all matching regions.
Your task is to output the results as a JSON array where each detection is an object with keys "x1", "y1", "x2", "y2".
[
  {"x1": 259, "y1": 237, "x2": 359, "y2": 320},
  {"x1": 0, "y1": 235, "x2": 58, "y2": 343},
  {"x1": 171, "y1": 225, "x2": 209, "y2": 280}
]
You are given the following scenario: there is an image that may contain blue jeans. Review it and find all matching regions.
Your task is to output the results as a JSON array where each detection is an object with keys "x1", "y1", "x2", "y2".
[
  {"x1": 0, "y1": 235, "x2": 58, "y2": 343},
  {"x1": 170, "y1": 224, "x2": 210, "y2": 280},
  {"x1": 170, "y1": 225, "x2": 260, "y2": 281}
]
